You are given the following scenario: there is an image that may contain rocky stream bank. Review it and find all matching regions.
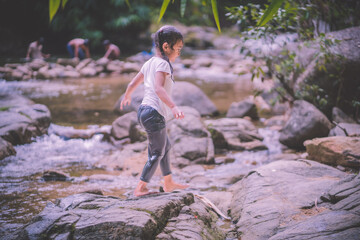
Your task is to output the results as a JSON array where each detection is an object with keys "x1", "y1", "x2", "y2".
[{"x1": 1, "y1": 25, "x2": 360, "y2": 240}]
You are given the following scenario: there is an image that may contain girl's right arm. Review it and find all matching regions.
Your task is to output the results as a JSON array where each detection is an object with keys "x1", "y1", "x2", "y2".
[{"x1": 120, "y1": 72, "x2": 144, "y2": 110}]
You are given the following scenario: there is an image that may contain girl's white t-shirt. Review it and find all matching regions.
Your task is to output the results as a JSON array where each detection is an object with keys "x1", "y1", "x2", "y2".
[{"x1": 140, "y1": 57, "x2": 174, "y2": 121}]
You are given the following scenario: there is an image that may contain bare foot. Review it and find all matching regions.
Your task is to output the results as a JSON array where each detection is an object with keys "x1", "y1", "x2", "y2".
[
  {"x1": 163, "y1": 181, "x2": 189, "y2": 192},
  {"x1": 134, "y1": 187, "x2": 151, "y2": 197},
  {"x1": 134, "y1": 180, "x2": 152, "y2": 197}
]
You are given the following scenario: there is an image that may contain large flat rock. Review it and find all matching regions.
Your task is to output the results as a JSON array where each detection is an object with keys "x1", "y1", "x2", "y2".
[
  {"x1": 13, "y1": 192, "x2": 225, "y2": 240},
  {"x1": 229, "y1": 159, "x2": 358, "y2": 240}
]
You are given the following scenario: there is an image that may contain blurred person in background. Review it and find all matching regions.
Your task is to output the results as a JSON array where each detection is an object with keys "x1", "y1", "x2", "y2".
[
  {"x1": 67, "y1": 38, "x2": 90, "y2": 60},
  {"x1": 26, "y1": 37, "x2": 50, "y2": 60}
]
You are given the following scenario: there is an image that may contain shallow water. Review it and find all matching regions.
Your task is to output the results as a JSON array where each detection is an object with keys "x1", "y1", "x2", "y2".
[{"x1": 0, "y1": 72, "x2": 271, "y2": 237}]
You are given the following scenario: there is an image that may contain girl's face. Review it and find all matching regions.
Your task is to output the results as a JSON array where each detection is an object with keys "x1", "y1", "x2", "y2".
[{"x1": 163, "y1": 40, "x2": 183, "y2": 62}]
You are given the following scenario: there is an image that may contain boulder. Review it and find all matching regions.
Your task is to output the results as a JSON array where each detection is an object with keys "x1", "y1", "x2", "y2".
[
  {"x1": 168, "y1": 107, "x2": 214, "y2": 167},
  {"x1": 42, "y1": 170, "x2": 71, "y2": 181},
  {"x1": 229, "y1": 159, "x2": 356, "y2": 240},
  {"x1": 279, "y1": 100, "x2": 332, "y2": 149},
  {"x1": 63, "y1": 70, "x2": 80, "y2": 78},
  {"x1": 304, "y1": 136, "x2": 360, "y2": 168},
  {"x1": 79, "y1": 66, "x2": 97, "y2": 77},
  {"x1": 0, "y1": 94, "x2": 51, "y2": 145},
  {"x1": 156, "y1": 197, "x2": 226, "y2": 240},
  {"x1": 332, "y1": 107, "x2": 356, "y2": 124},
  {"x1": 329, "y1": 122, "x2": 360, "y2": 137},
  {"x1": 75, "y1": 58, "x2": 92, "y2": 71},
  {"x1": 114, "y1": 85, "x2": 144, "y2": 114},
  {"x1": 292, "y1": 26, "x2": 360, "y2": 115},
  {"x1": 14, "y1": 192, "x2": 225, "y2": 240},
  {"x1": 106, "y1": 60, "x2": 123, "y2": 72},
  {"x1": 57, "y1": 58, "x2": 79, "y2": 67},
  {"x1": 111, "y1": 111, "x2": 146, "y2": 143},
  {"x1": 0, "y1": 137, "x2": 16, "y2": 160},
  {"x1": 270, "y1": 174, "x2": 360, "y2": 240},
  {"x1": 226, "y1": 98, "x2": 258, "y2": 119},
  {"x1": 28, "y1": 59, "x2": 47, "y2": 71},
  {"x1": 205, "y1": 118, "x2": 266, "y2": 152},
  {"x1": 114, "y1": 81, "x2": 218, "y2": 116}
]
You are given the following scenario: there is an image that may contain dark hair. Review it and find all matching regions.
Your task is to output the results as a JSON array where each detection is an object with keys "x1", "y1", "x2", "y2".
[
  {"x1": 102, "y1": 39, "x2": 110, "y2": 46},
  {"x1": 154, "y1": 25, "x2": 183, "y2": 80},
  {"x1": 83, "y1": 39, "x2": 90, "y2": 46},
  {"x1": 38, "y1": 37, "x2": 44, "y2": 44}
]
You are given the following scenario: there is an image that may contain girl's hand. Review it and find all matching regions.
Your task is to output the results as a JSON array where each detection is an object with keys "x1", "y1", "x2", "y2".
[
  {"x1": 172, "y1": 106, "x2": 184, "y2": 119},
  {"x1": 120, "y1": 95, "x2": 131, "y2": 110}
]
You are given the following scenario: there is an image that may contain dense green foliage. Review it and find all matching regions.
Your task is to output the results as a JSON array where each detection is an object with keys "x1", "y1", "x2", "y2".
[
  {"x1": 227, "y1": 0, "x2": 360, "y2": 119},
  {"x1": 0, "y1": 0, "x2": 240, "y2": 57},
  {"x1": 0, "y1": 0, "x2": 154, "y2": 56}
]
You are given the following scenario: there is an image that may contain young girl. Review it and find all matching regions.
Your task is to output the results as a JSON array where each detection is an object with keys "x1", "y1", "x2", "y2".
[{"x1": 120, "y1": 25, "x2": 189, "y2": 197}]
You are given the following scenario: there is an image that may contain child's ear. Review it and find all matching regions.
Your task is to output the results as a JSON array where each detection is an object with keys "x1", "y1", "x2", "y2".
[{"x1": 162, "y1": 42, "x2": 169, "y2": 51}]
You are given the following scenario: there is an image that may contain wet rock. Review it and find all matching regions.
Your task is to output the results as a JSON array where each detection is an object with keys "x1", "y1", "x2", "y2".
[
  {"x1": 329, "y1": 122, "x2": 360, "y2": 137},
  {"x1": 268, "y1": 210, "x2": 360, "y2": 240},
  {"x1": 111, "y1": 111, "x2": 146, "y2": 142},
  {"x1": 322, "y1": 174, "x2": 360, "y2": 212},
  {"x1": 114, "y1": 85, "x2": 144, "y2": 114},
  {"x1": 95, "y1": 57, "x2": 109, "y2": 66},
  {"x1": 42, "y1": 170, "x2": 70, "y2": 181},
  {"x1": 75, "y1": 58, "x2": 92, "y2": 71},
  {"x1": 63, "y1": 70, "x2": 80, "y2": 78},
  {"x1": 0, "y1": 94, "x2": 51, "y2": 145},
  {"x1": 94, "y1": 141, "x2": 147, "y2": 170},
  {"x1": 28, "y1": 59, "x2": 47, "y2": 71},
  {"x1": 14, "y1": 192, "x2": 224, "y2": 240},
  {"x1": 304, "y1": 136, "x2": 360, "y2": 168},
  {"x1": 114, "y1": 81, "x2": 218, "y2": 116},
  {"x1": 226, "y1": 98, "x2": 259, "y2": 119},
  {"x1": 205, "y1": 118, "x2": 266, "y2": 152},
  {"x1": 264, "y1": 114, "x2": 289, "y2": 130},
  {"x1": 214, "y1": 156, "x2": 235, "y2": 165},
  {"x1": 0, "y1": 137, "x2": 16, "y2": 160},
  {"x1": 168, "y1": 107, "x2": 214, "y2": 167},
  {"x1": 57, "y1": 58, "x2": 79, "y2": 67},
  {"x1": 156, "y1": 197, "x2": 226, "y2": 240},
  {"x1": 230, "y1": 159, "x2": 349, "y2": 240},
  {"x1": 279, "y1": 100, "x2": 332, "y2": 149},
  {"x1": 202, "y1": 191, "x2": 233, "y2": 216},
  {"x1": 106, "y1": 60, "x2": 123, "y2": 72},
  {"x1": 82, "y1": 189, "x2": 103, "y2": 195},
  {"x1": 79, "y1": 66, "x2": 97, "y2": 77},
  {"x1": 52, "y1": 126, "x2": 110, "y2": 140},
  {"x1": 332, "y1": 107, "x2": 356, "y2": 124},
  {"x1": 0, "y1": 94, "x2": 34, "y2": 108},
  {"x1": 15, "y1": 104, "x2": 51, "y2": 134},
  {"x1": 172, "y1": 81, "x2": 218, "y2": 116},
  {"x1": 0, "y1": 109, "x2": 49, "y2": 145}
]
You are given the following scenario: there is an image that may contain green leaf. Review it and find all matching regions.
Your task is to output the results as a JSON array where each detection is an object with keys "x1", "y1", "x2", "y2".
[
  {"x1": 180, "y1": 0, "x2": 187, "y2": 18},
  {"x1": 125, "y1": 0, "x2": 131, "y2": 9},
  {"x1": 49, "y1": 0, "x2": 61, "y2": 22},
  {"x1": 211, "y1": 0, "x2": 221, "y2": 32},
  {"x1": 61, "y1": 0, "x2": 68, "y2": 9},
  {"x1": 157, "y1": 0, "x2": 171, "y2": 23},
  {"x1": 256, "y1": 0, "x2": 285, "y2": 27}
]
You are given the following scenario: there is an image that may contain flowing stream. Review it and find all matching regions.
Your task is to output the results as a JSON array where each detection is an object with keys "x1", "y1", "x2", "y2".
[{"x1": 0, "y1": 70, "x2": 283, "y2": 236}]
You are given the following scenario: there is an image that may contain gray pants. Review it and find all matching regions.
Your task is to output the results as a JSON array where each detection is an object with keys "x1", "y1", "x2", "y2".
[{"x1": 137, "y1": 105, "x2": 172, "y2": 182}]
